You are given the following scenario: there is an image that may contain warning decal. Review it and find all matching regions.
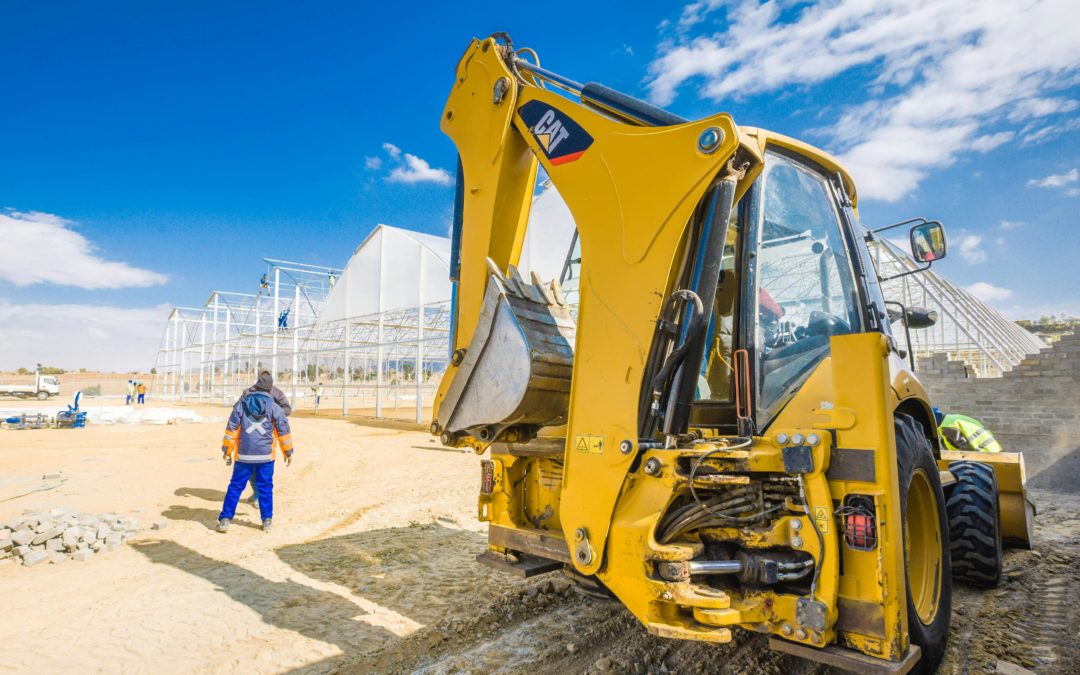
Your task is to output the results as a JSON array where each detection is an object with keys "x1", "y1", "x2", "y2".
[
  {"x1": 574, "y1": 435, "x2": 604, "y2": 454},
  {"x1": 814, "y1": 506, "x2": 830, "y2": 534}
]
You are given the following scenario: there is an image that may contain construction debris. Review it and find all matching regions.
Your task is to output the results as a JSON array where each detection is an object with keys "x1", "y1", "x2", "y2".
[{"x1": 0, "y1": 509, "x2": 141, "y2": 567}]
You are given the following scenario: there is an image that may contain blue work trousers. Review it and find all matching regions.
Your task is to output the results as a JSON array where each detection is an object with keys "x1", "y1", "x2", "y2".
[{"x1": 219, "y1": 461, "x2": 275, "y2": 521}]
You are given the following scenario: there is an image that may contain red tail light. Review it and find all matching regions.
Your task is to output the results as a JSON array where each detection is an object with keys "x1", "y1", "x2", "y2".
[
  {"x1": 842, "y1": 495, "x2": 877, "y2": 551},
  {"x1": 844, "y1": 514, "x2": 877, "y2": 551}
]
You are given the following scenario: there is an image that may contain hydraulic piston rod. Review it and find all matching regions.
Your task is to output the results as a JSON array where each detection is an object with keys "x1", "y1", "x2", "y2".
[{"x1": 688, "y1": 560, "x2": 743, "y2": 575}]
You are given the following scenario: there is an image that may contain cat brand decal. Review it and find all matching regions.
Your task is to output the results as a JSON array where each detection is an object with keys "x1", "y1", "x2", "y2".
[{"x1": 518, "y1": 100, "x2": 593, "y2": 166}]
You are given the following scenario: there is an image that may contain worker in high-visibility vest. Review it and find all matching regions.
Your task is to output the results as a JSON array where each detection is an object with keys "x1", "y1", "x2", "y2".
[{"x1": 935, "y1": 410, "x2": 1003, "y2": 453}]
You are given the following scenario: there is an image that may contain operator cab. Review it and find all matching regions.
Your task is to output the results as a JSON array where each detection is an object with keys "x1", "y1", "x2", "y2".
[{"x1": 680, "y1": 138, "x2": 946, "y2": 435}]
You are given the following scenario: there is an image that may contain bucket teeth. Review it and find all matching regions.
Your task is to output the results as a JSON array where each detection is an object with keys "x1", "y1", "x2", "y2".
[
  {"x1": 531, "y1": 272, "x2": 557, "y2": 305},
  {"x1": 486, "y1": 257, "x2": 506, "y2": 284},
  {"x1": 486, "y1": 259, "x2": 564, "y2": 307},
  {"x1": 549, "y1": 278, "x2": 567, "y2": 306}
]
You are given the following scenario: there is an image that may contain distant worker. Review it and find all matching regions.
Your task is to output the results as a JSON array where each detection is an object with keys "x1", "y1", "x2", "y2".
[
  {"x1": 259, "y1": 273, "x2": 270, "y2": 294},
  {"x1": 328, "y1": 273, "x2": 336, "y2": 287},
  {"x1": 136, "y1": 381, "x2": 147, "y2": 405},
  {"x1": 277, "y1": 308, "x2": 290, "y2": 332},
  {"x1": 239, "y1": 371, "x2": 292, "y2": 506},
  {"x1": 218, "y1": 386, "x2": 294, "y2": 533},
  {"x1": 312, "y1": 382, "x2": 323, "y2": 412},
  {"x1": 935, "y1": 409, "x2": 1003, "y2": 453},
  {"x1": 125, "y1": 380, "x2": 135, "y2": 405}
]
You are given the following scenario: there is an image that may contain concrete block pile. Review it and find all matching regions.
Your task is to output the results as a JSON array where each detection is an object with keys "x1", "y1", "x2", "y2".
[{"x1": 0, "y1": 508, "x2": 141, "y2": 568}]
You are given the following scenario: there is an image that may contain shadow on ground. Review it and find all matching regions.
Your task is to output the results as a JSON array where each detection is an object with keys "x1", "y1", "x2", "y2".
[
  {"x1": 1029, "y1": 445, "x2": 1080, "y2": 493},
  {"x1": 131, "y1": 539, "x2": 399, "y2": 668},
  {"x1": 133, "y1": 524, "x2": 502, "y2": 674},
  {"x1": 174, "y1": 486, "x2": 227, "y2": 501},
  {"x1": 161, "y1": 504, "x2": 262, "y2": 530}
]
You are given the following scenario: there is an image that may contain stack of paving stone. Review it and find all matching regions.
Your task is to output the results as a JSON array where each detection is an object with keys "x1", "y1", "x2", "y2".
[{"x1": 0, "y1": 508, "x2": 143, "y2": 567}]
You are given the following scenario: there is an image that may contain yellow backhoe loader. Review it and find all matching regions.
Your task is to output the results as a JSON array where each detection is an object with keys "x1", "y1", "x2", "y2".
[{"x1": 432, "y1": 34, "x2": 1035, "y2": 673}]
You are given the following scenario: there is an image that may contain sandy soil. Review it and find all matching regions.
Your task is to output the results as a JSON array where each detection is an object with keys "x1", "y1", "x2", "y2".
[{"x1": 1, "y1": 414, "x2": 1078, "y2": 674}]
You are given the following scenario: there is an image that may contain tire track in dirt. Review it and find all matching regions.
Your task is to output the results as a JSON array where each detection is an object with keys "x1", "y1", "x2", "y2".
[{"x1": 333, "y1": 490, "x2": 1080, "y2": 675}]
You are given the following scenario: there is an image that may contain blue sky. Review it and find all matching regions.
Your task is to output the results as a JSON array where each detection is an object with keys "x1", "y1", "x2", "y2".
[{"x1": 1, "y1": 1, "x2": 1078, "y2": 370}]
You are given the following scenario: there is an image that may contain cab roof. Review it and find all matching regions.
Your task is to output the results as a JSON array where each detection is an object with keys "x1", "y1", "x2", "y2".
[{"x1": 738, "y1": 127, "x2": 859, "y2": 208}]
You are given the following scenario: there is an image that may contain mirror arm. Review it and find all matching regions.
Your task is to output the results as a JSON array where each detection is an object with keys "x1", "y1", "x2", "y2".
[
  {"x1": 879, "y1": 260, "x2": 933, "y2": 282},
  {"x1": 867, "y1": 216, "x2": 932, "y2": 236},
  {"x1": 883, "y1": 300, "x2": 916, "y2": 370}
]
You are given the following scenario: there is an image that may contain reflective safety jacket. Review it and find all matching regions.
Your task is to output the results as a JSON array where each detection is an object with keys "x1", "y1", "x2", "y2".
[
  {"x1": 221, "y1": 391, "x2": 294, "y2": 463},
  {"x1": 938, "y1": 414, "x2": 1002, "y2": 453}
]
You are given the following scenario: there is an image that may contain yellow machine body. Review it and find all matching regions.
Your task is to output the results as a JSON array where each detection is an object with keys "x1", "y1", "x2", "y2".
[{"x1": 434, "y1": 36, "x2": 1032, "y2": 672}]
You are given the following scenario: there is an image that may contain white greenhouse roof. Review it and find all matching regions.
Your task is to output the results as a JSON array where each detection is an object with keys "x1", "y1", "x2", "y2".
[{"x1": 320, "y1": 224, "x2": 452, "y2": 323}]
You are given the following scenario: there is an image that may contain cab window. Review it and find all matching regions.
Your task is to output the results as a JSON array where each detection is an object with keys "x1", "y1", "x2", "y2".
[{"x1": 755, "y1": 149, "x2": 862, "y2": 419}]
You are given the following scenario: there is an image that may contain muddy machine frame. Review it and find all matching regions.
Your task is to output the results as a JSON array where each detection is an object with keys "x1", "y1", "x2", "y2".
[{"x1": 432, "y1": 35, "x2": 1033, "y2": 673}]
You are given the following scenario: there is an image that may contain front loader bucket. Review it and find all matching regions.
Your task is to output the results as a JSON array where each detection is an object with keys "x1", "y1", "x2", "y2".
[
  {"x1": 940, "y1": 450, "x2": 1036, "y2": 548},
  {"x1": 436, "y1": 260, "x2": 576, "y2": 442}
]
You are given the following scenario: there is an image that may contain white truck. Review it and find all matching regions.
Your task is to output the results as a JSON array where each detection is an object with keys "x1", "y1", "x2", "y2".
[{"x1": 0, "y1": 373, "x2": 61, "y2": 400}]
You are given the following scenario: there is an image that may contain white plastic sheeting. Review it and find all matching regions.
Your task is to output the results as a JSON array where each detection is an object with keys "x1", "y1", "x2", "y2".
[
  {"x1": 85, "y1": 407, "x2": 206, "y2": 425},
  {"x1": 320, "y1": 225, "x2": 452, "y2": 323},
  {"x1": 519, "y1": 182, "x2": 577, "y2": 283}
]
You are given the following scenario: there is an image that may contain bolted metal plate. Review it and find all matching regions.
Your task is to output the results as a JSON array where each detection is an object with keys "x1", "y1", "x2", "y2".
[
  {"x1": 797, "y1": 597, "x2": 828, "y2": 632},
  {"x1": 782, "y1": 445, "x2": 814, "y2": 474}
]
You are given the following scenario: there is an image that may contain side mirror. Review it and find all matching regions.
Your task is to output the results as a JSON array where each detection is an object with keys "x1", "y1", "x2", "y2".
[
  {"x1": 905, "y1": 306, "x2": 938, "y2": 329},
  {"x1": 910, "y1": 221, "x2": 946, "y2": 263}
]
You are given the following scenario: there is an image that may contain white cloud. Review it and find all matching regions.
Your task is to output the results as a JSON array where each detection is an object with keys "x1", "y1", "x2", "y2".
[
  {"x1": 1027, "y1": 168, "x2": 1079, "y2": 188},
  {"x1": 1067, "y1": 187, "x2": 1080, "y2": 197},
  {"x1": 956, "y1": 233, "x2": 986, "y2": 264},
  {"x1": 968, "y1": 131, "x2": 1014, "y2": 152},
  {"x1": 965, "y1": 281, "x2": 1013, "y2": 302},
  {"x1": 386, "y1": 152, "x2": 453, "y2": 186},
  {"x1": 0, "y1": 300, "x2": 167, "y2": 371},
  {"x1": 0, "y1": 210, "x2": 167, "y2": 289},
  {"x1": 677, "y1": 0, "x2": 726, "y2": 30},
  {"x1": 647, "y1": 0, "x2": 1080, "y2": 202},
  {"x1": 999, "y1": 220, "x2": 1023, "y2": 230},
  {"x1": 370, "y1": 143, "x2": 453, "y2": 186},
  {"x1": 1021, "y1": 116, "x2": 1080, "y2": 145},
  {"x1": 1006, "y1": 97, "x2": 1079, "y2": 122}
]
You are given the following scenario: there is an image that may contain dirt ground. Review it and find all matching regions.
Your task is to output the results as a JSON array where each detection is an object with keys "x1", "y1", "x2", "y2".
[{"x1": 1, "y1": 411, "x2": 1078, "y2": 674}]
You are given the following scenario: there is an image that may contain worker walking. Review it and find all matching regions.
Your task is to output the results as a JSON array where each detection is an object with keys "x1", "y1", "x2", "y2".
[
  {"x1": 136, "y1": 382, "x2": 147, "y2": 405},
  {"x1": 239, "y1": 371, "x2": 292, "y2": 506},
  {"x1": 125, "y1": 380, "x2": 135, "y2": 405},
  {"x1": 218, "y1": 387, "x2": 293, "y2": 533},
  {"x1": 935, "y1": 410, "x2": 1003, "y2": 453}
]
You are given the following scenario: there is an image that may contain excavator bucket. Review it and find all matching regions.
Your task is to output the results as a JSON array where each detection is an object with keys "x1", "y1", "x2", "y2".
[
  {"x1": 436, "y1": 260, "x2": 576, "y2": 443},
  {"x1": 939, "y1": 450, "x2": 1036, "y2": 548}
]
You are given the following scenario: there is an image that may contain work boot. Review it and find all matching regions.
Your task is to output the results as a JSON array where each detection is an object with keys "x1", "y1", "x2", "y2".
[
  {"x1": 262, "y1": 518, "x2": 273, "y2": 533},
  {"x1": 217, "y1": 518, "x2": 230, "y2": 533}
]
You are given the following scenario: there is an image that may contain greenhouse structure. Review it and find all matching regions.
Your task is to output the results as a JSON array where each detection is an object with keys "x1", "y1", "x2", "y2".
[
  {"x1": 154, "y1": 188, "x2": 1044, "y2": 422},
  {"x1": 153, "y1": 225, "x2": 452, "y2": 422}
]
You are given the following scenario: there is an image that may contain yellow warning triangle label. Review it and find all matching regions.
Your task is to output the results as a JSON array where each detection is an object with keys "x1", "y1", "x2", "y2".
[{"x1": 576, "y1": 437, "x2": 588, "y2": 451}]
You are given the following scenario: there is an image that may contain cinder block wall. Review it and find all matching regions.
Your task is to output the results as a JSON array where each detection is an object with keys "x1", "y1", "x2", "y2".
[{"x1": 916, "y1": 332, "x2": 1080, "y2": 492}]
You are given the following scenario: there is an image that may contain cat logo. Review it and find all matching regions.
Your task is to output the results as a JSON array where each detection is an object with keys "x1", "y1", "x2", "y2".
[{"x1": 518, "y1": 100, "x2": 594, "y2": 166}]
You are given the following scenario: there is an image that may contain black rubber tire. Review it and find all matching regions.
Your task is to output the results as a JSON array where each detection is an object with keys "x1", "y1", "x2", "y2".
[
  {"x1": 895, "y1": 412, "x2": 952, "y2": 674},
  {"x1": 945, "y1": 461, "x2": 1003, "y2": 587}
]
